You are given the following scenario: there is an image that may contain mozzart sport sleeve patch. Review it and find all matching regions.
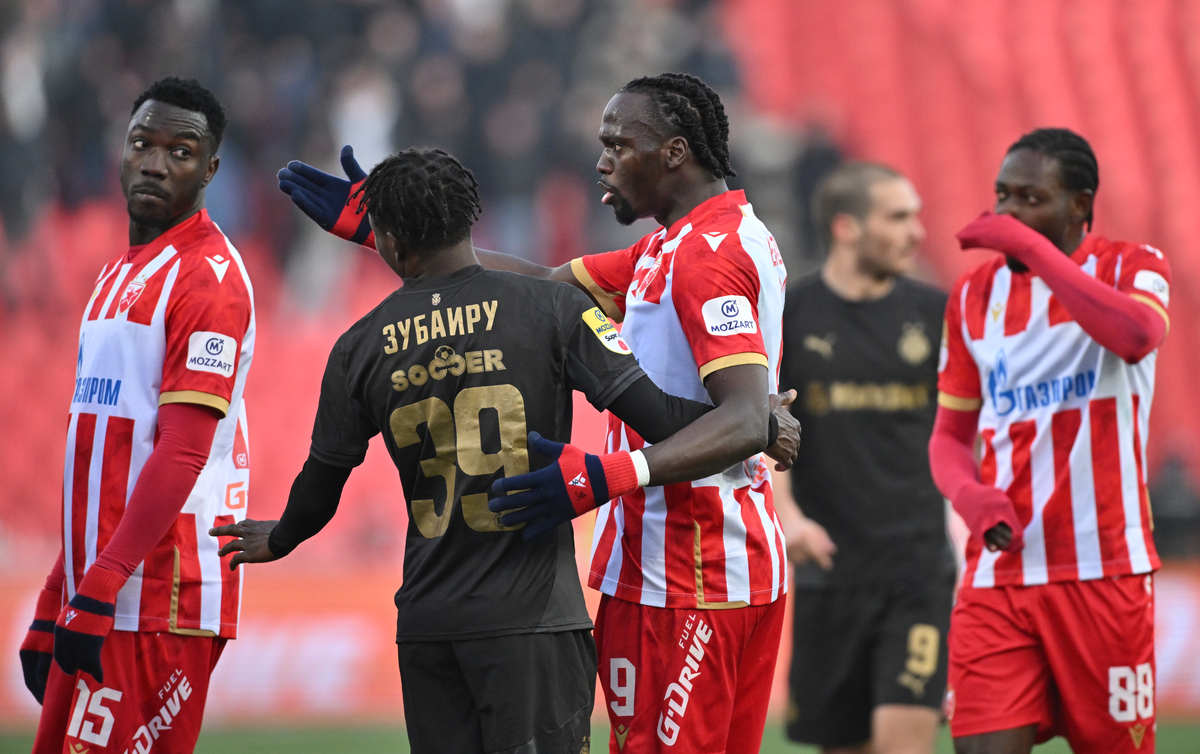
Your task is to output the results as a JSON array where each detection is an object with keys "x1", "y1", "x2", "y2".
[
  {"x1": 558, "y1": 287, "x2": 644, "y2": 411},
  {"x1": 700, "y1": 295, "x2": 758, "y2": 337},
  {"x1": 185, "y1": 331, "x2": 237, "y2": 377},
  {"x1": 1116, "y1": 242, "x2": 1172, "y2": 326},
  {"x1": 160, "y1": 235, "x2": 253, "y2": 414}
]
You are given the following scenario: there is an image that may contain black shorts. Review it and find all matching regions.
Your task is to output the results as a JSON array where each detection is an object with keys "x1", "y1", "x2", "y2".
[
  {"x1": 786, "y1": 571, "x2": 955, "y2": 749},
  {"x1": 397, "y1": 629, "x2": 596, "y2": 754}
]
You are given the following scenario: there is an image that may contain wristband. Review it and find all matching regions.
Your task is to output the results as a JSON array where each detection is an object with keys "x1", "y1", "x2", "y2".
[{"x1": 630, "y1": 450, "x2": 651, "y2": 488}]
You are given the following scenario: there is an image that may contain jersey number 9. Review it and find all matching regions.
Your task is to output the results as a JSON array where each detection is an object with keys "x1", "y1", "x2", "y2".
[{"x1": 390, "y1": 384, "x2": 529, "y2": 537}]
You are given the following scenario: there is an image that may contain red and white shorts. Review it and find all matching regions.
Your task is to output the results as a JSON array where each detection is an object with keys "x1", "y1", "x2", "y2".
[
  {"x1": 594, "y1": 594, "x2": 785, "y2": 754},
  {"x1": 33, "y1": 630, "x2": 226, "y2": 754},
  {"x1": 947, "y1": 574, "x2": 1155, "y2": 752}
]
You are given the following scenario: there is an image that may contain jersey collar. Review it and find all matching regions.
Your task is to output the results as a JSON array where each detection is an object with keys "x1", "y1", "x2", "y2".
[{"x1": 664, "y1": 189, "x2": 747, "y2": 240}]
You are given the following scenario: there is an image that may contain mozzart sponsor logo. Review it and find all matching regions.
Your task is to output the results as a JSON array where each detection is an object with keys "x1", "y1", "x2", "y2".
[
  {"x1": 186, "y1": 331, "x2": 236, "y2": 377},
  {"x1": 584, "y1": 307, "x2": 631, "y2": 354},
  {"x1": 988, "y1": 349, "x2": 1095, "y2": 417},
  {"x1": 700, "y1": 296, "x2": 756, "y2": 337}
]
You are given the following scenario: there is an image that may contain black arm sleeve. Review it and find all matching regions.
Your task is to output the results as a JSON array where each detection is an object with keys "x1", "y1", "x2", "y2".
[
  {"x1": 267, "y1": 455, "x2": 353, "y2": 557},
  {"x1": 605, "y1": 375, "x2": 716, "y2": 444}
]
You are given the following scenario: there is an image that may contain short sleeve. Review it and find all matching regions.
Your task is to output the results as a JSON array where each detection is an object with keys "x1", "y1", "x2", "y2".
[
  {"x1": 1117, "y1": 243, "x2": 1171, "y2": 329},
  {"x1": 671, "y1": 240, "x2": 768, "y2": 381},
  {"x1": 159, "y1": 257, "x2": 252, "y2": 416},
  {"x1": 572, "y1": 243, "x2": 642, "y2": 321},
  {"x1": 937, "y1": 277, "x2": 983, "y2": 410},
  {"x1": 556, "y1": 286, "x2": 645, "y2": 410},
  {"x1": 309, "y1": 340, "x2": 379, "y2": 468}
]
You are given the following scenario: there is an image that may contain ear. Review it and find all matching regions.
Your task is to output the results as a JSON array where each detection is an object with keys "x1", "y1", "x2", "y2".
[
  {"x1": 829, "y1": 213, "x2": 862, "y2": 246},
  {"x1": 1069, "y1": 189, "x2": 1094, "y2": 227},
  {"x1": 663, "y1": 135, "x2": 689, "y2": 170},
  {"x1": 202, "y1": 154, "x2": 220, "y2": 188}
]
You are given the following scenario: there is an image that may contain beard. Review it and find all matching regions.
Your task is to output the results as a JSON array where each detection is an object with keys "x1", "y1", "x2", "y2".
[
  {"x1": 126, "y1": 193, "x2": 174, "y2": 228},
  {"x1": 608, "y1": 193, "x2": 639, "y2": 226}
]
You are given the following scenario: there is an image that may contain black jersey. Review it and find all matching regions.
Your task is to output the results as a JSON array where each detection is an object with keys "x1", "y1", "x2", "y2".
[
  {"x1": 309, "y1": 265, "x2": 644, "y2": 641},
  {"x1": 780, "y1": 273, "x2": 954, "y2": 585}
]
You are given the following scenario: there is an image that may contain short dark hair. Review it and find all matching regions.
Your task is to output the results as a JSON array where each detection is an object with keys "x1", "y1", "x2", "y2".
[
  {"x1": 1006, "y1": 127, "x2": 1099, "y2": 229},
  {"x1": 619, "y1": 72, "x2": 736, "y2": 179},
  {"x1": 355, "y1": 148, "x2": 482, "y2": 256},
  {"x1": 131, "y1": 77, "x2": 227, "y2": 154},
  {"x1": 811, "y1": 162, "x2": 903, "y2": 250}
]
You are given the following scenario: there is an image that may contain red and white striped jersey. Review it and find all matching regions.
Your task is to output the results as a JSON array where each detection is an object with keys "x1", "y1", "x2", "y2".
[
  {"x1": 938, "y1": 234, "x2": 1170, "y2": 588},
  {"x1": 572, "y1": 190, "x2": 789, "y2": 608},
  {"x1": 64, "y1": 209, "x2": 254, "y2": 638}
]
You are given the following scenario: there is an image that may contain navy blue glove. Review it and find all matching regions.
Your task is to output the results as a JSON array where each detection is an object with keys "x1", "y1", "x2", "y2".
[
  {"x1": 54, "y1": 566, "x2": 123, "y2": 682},
  {"x1": 277, "y1": 145, "x2": 375, "y2": 246},
  {"x1": 489, "y1": 432, "x2": 641, "y2": 541}
]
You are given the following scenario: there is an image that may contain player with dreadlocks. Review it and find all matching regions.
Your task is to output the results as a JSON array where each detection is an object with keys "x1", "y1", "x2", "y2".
[
  {"x1": 277, "y1": 73, "x2": 794, "y2": 753},
  {"x1": 931, "y1": 128, "x2": 1169, "y2": 753},
  {"x1": 227, "y1": 145, "x2": 796, "y2": 753}
]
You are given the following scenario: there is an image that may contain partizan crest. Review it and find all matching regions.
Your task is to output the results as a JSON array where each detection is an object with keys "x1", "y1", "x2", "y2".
[{"x1": 898, "y1": 322, "x2": 932, "y2": 365}]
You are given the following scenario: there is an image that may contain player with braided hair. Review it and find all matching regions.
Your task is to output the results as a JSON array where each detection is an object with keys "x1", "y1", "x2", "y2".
[
  {"x1": 931, "y1": 127, "x2": 1169, "y2": 752},
  {"x1": 228, "y1": 145, "x2": 797, "y2": 753},
  {"x1": 279, "y1": 71, "x2": 797, "y2": 752}
]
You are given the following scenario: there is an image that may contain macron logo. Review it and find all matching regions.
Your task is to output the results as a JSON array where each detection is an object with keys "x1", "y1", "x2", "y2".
[
  {"x1": 206, "y1": 255, "x2": 230, "y2": 283},
  {"x1": 702, "y1": 233, "x2": 727, "y2": 252},
  {"x1": 65, "y1": 610, "x2": 78, "y2": 625},
  {"x1": 569, "y1": 473, "x2": 587, "y2": 488}
]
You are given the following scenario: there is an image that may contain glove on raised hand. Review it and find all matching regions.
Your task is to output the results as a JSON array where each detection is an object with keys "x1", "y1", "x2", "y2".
[
  {"x1": 278, "y1": 145, "x2": 375, "y2": 247},
  {"x1": 489, "y1": 432, "x2": 645, "y2": 541},
  {"x1": 54, "y1": 565, "x2": 125, "y2": 682},
  {"x1": 19, "y1": 586, "x2": 61, "y2": 703}
]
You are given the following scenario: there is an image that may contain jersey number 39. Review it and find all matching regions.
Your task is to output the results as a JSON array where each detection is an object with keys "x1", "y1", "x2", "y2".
[{"x1": 390, "y1": 384, "x2": 528, "y2": 538}]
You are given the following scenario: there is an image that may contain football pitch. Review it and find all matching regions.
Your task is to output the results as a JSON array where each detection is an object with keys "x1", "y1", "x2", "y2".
[{"x1": 3, "y1": 723, "x2": 1199, "y2": 753}]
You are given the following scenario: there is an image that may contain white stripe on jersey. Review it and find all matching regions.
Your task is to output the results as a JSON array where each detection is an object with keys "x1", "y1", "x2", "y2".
[{"x1": 1070, "y1": 402, "x2": 1104, "y2": 580}]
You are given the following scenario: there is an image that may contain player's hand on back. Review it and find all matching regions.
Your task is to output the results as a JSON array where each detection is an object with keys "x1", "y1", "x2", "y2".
[
  {"x1": 210, "y1": 519, "x2": 284, "y2": 570},
  {"x1": 489, "y1": 432, "x2": 643, "y2": 542},
  {"x1": 277, "y1": 144, "x2": 374, "y2": 245},
  {"x1": 766, "y1": 389, "x2": 801, "y2": 471},
  {"x1": 784, "y1": 516, "x2": 836, "y2": 571}
]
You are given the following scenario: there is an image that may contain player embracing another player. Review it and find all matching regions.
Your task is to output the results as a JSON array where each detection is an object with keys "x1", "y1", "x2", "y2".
[
  {"x1": 19, "y1": 77, "x2": 254, "y2": 754},
  {"x1": 931, "y1": 128, "x2": 1169, "y2": 753},
  {"x1": 277, "y1": 72, "x2": 793, "y2": 753}
]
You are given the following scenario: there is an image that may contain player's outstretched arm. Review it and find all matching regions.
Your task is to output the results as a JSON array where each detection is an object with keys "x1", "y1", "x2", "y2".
[
  {"x1": 928, "y1": 401, "x2": 1023, "y2": 552},
  {"x1": 490, "y1": 365, "x2": 800, "y2": 540},
  {"x1": 54, "y1": 403, "x2": 219, "y2": 683},
  {"x1": 211, "y1": 456, "x2": 353, "y2": 568},
  {"x1": 19, "y1": 549, "x2": 65, "y2": 704},
  {"x1": 957, "y1": 213, "x2": 1167, "y2": 362}
]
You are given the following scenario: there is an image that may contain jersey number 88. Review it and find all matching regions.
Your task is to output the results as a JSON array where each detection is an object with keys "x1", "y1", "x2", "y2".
[{"x1": 390, "y1": 384, "x2": 528, "y2": 537}]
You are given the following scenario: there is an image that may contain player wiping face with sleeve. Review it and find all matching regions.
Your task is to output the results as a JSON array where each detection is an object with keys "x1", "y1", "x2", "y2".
[{"x1": 213, "y1": 147, "x2": 796, "y2": 754}]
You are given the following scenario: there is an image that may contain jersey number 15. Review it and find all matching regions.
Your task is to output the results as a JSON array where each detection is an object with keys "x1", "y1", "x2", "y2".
[{"x1": 390, "y1": 384, "x2": 528, "y2": 538}]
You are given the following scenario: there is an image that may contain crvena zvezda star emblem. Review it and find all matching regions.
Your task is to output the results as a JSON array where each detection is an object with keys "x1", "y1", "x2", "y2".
[{"x1": 117, "y1": 282, "x2": 146, "y2": 315}]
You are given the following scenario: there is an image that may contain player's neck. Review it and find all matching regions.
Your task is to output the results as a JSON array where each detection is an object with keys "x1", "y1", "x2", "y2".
[
  {"x1": 128, "y1": 198, "x2": 205, "y2": 245},
  {"x1": 822, "y1": 250, "x2": 895, "y2": 302},
  {"x1": 398, "y1": 237, "x2": 480, "y2": 281},
  {"x1": 656, "y1": 176, "x2": 728, "y2": 230}
]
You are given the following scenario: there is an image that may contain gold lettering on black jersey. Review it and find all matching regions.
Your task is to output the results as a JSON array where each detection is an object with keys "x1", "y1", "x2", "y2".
[
  {"x1": 391, "y1": 347, "x2": 502, "y2": 392},
  {"x1": 414, "y1": 315, "x2": 428, "y2": 345},
  {"x1": 806, "y1": 381, "x2": 930, "y2": 413},
  {"x1": 383, "y1": 324, "x2": 399, "y2": 354},
  {"x1": 398, "y1": 319, "x2": 412, "y2": 350},
  {"x1": 448, "y1": 307, "x2": 464, "y2": 336},
  {"x1": 430, "y1": 310, "x2": 447, "y2": 340},
  {"x1": 466, "y1": 304, "x2": 481, "y2": 332},
  {"x1": 898, "y1": 322, "x2": 932, "y2": 365},
  {"x1": 466, "y1": 351, "x2": 484, "y2": 373},
  {"x1": 482, "y1": 300, "x2": 498, "y2": 330},
  {"x1": 484, "y1": 350, "x2": 505, "y2": 371}
]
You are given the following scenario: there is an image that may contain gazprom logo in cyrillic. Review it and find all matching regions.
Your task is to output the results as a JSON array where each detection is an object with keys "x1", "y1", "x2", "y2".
[
  {"x1": 186, "y1": 331, "x2": 236, "y2": 377},
  {"x1": 701, "y1": 295, "x2": 756, "y2": 337},
  {"x1": 73, "y1": 376, "x2": 121, "y2": 406}
]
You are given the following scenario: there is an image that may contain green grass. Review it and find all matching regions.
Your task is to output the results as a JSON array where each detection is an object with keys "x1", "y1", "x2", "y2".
[{"x1": 3, "y1": 722, "x2": 1199, "y2": 752}]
